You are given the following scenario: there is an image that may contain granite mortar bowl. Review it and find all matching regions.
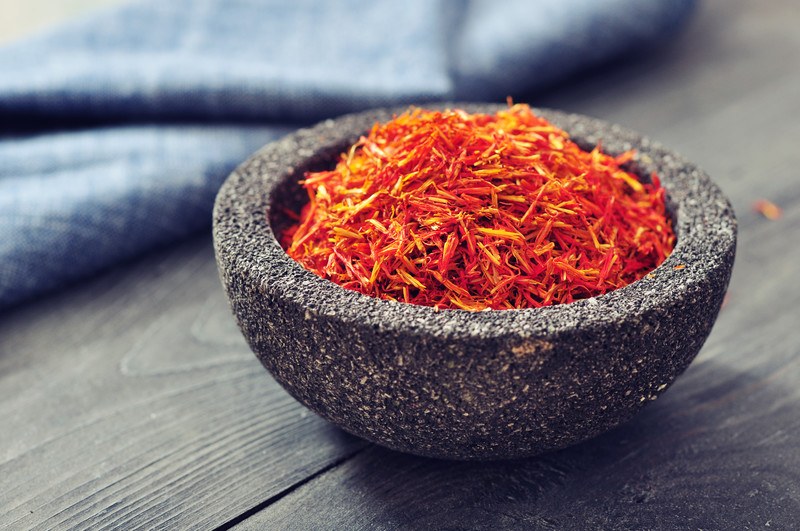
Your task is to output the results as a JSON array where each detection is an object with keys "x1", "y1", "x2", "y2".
[{"x1": 212, "y1": 104, "x2": 737, "y2": 460}]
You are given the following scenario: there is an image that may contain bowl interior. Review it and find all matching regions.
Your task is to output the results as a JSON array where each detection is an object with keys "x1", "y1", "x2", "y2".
[{"x1": 267, "y1": 108, "x2": 681, "y2": 311}]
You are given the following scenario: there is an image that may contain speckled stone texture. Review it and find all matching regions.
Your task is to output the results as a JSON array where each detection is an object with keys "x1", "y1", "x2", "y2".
[{"x1": 212, "y1": 104, "x2": 737, "y2": 460}]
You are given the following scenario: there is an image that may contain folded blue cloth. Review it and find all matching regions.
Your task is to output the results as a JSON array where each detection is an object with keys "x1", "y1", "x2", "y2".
[{"x1": 0, "y1": 0, "x2": 695, "y2": 310}]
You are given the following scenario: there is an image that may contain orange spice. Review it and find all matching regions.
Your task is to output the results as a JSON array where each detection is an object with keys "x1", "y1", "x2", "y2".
[
  {"x1": 282, "y1": 104, "x2": 675, "y2": 310},
  {"x1": 753, "y1": 199, "x2": 782, "y2": 220}
]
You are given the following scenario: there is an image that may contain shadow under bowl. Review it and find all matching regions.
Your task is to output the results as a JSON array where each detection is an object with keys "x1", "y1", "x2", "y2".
[{"x1": 212, "y1": 104, "x2": 737, "y2": 460}]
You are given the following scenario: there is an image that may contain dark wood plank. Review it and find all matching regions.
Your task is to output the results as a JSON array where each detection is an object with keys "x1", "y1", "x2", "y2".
[
  {"x1": 0, "y1": 237, "x2": 367, "y2": 530},
  {"x1": 235, "y1": 0, "x2": 800, "y2": 528}
]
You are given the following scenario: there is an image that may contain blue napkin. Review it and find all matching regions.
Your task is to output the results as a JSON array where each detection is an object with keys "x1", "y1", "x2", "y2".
[{"x1": 0, "y1": 0, "x2": 695, "y2": 310}]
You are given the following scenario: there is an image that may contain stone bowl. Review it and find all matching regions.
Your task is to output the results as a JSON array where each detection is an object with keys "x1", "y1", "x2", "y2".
[{"x1": 212, "y1": 104, "x2": 737, "y2": 460}]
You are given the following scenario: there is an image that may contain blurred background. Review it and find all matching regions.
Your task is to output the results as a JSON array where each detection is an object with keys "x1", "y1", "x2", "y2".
[{"x1": 0, "y1": 0, "x2": 122, "y2": 44}]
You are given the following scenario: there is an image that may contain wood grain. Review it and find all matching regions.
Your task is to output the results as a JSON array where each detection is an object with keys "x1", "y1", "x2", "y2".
[
  {"x1": 0, "y1": 239, "x2": 367, "y2": 530},
  {"x1": 2, "y1": 0, "x2": 799, "y2": 528}
]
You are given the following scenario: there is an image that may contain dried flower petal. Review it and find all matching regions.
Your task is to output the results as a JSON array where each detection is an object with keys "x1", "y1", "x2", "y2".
[
  {"x1": 282, "y1": 104, "x2": 675, "y2": 311},
  {"x1": 753, "y1": 199, "x2": 782, "y2": 220}
]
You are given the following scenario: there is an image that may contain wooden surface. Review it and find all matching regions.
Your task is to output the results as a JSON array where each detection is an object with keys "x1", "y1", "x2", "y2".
[{"x1": 2, "y1": 0, "x2": 799, "y2": 528}]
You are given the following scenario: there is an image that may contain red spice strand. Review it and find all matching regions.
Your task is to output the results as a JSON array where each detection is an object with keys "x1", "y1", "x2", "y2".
[
  {"x1": 282, "y1": 104, "x2": 675, "y2": 311},
  {"x1": 752, "y1": 198, "x2": 782, "y2": 220}
]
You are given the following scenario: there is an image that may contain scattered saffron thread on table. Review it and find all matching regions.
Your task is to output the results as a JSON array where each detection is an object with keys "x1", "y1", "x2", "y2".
[
  {"x1": 282, "y1": 104, "x2": 675, "y2": 311},
  {"x1": 753, "y1": 199, "x2": 782, "y2": 220}
]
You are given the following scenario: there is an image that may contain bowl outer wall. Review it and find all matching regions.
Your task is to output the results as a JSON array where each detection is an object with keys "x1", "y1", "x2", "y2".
[{"x1": 212, "y1": 104, "x2": 737, "y2": 460}]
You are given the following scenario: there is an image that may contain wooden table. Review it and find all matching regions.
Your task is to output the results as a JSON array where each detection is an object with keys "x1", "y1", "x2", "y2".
[{"x1": 2, "y1": 0, "x2": 799, "y2": 528}]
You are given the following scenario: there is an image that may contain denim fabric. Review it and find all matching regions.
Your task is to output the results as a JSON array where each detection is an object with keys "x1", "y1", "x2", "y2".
[{"x1": 0, "y1": 0, "x2": 695, "y2": 309}]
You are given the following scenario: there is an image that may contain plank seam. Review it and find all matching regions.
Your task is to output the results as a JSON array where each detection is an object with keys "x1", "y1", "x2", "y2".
[{"x1": 211, "y1": 444, "x2": 371, "y2": 531}]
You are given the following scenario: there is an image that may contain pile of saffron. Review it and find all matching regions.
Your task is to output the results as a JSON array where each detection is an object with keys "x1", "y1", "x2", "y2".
[{"x1": 282, "y1": 104, "x2": 675, "y2": 311}]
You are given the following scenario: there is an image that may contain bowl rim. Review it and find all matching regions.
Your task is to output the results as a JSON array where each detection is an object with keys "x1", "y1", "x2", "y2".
[{"x1": 213, "y1": 103, "x2": 737, "y2": 342}]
